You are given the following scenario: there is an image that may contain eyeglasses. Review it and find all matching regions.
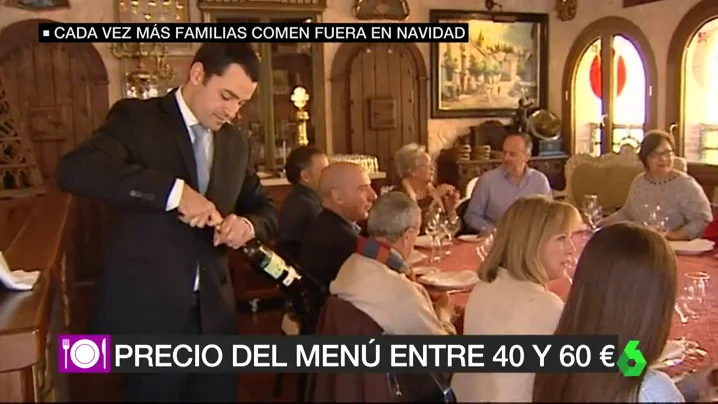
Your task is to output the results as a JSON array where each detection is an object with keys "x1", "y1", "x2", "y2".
[{"x1": 649, "y1": 150, "x2": 675, "y2": 159}]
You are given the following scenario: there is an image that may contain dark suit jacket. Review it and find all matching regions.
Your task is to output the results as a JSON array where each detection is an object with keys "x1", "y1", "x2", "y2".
[
  {"x1": 57, "y1": 90, "x2": 277, "y2": 335},
  {"x1": 276, "y1": 184, "x2": 322, "y2": 264},
  {"x1": 298, "y1": 209, "x2": 359, "y2": 300},
  {"x1": 309, "y1": 295, "x2": 391, "y2": 402}
]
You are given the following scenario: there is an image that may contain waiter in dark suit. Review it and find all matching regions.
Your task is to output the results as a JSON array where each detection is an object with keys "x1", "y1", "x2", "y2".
[{"x1": 57, "y1": 43, "x2": 277, "y2": 402}]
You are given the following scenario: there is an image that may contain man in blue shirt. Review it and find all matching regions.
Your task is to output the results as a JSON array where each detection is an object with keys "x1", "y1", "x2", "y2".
[{"x1": 463, "y1": 132, "x2": 552, "y2": 233}]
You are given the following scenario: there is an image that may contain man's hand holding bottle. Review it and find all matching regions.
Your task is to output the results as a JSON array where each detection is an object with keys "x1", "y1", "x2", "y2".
[
  {"x1": 212, "y1": 214, "x2": 254, "y2": 248},
  {"x1": 177, "y1": 184, "x2": 254, "y2": 249}
]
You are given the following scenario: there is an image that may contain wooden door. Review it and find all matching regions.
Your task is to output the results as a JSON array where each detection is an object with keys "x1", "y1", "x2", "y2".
[
  {"x1": 0, "y1": 20, "x2": 110, "y2": 291},
  {"x1": 331, "y1": 43, "x2": 428, "y2": 185}
]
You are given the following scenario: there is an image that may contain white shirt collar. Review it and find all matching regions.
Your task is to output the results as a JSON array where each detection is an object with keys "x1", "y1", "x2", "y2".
[{"x1": 174, "y1": 86, "x2": 200, "y2": 129}]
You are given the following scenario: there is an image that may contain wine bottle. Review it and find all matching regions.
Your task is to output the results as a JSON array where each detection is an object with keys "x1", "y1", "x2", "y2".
[{"x1": 237, "y1": 239, "x2": 322, "y2": 333}]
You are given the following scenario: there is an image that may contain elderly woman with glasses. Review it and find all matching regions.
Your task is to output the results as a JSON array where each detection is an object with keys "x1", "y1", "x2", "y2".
[
  {"x1": 602, "y1": 130, "x2": 712, "y2": 240},
  {"x1": 390, "y1": 143, "x2": 460, "y2": 233}
]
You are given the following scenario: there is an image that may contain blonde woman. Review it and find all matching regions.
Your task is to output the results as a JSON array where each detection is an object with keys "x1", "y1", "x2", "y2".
[
  {"x1": 392, "y1": 143, "x2": 460, "y2": 233},
  {"x1": 450, "y1": 195, "x2": 584, "y2": 402}
]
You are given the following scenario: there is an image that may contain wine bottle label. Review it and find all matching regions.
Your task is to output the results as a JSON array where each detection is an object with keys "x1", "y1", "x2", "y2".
[
  {"x1": 282, "y1": 267, "x2": 298, "y2": 287},
  {"x1": 261, "y1": 249, "x2": 286, "y2": 280}
]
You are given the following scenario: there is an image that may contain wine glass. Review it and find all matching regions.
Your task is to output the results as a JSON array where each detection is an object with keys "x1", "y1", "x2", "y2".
[
  {"x1": 674, "y1": 272, "x2": 710, "y2": 358},
  {"x1": 424, "y1": 211, "x2": 442, "y2": 263},
  {"x1": 476, "y1": 227, "x2": 496, "y2": 261},
  {"x1": 643, "y1": 203, "x2": 668, "y2": 234},
  {"x1": 485, "y1": 227, "x2": 497, "y2": 250},
  {"x1": 441, "y1": 216, "x2": 461, "y2": 255},
  {"x1": 582, "y1": 195, "x2": 602, "y2": 232}
]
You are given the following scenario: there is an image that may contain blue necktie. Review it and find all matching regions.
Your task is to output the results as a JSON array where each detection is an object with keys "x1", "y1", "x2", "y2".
[{"x1": 190, "y1": 123, "x2": 210, "y2": 194}]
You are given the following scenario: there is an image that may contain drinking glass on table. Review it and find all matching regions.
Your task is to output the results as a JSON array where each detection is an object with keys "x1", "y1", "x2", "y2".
[
  {"x1": 475, "y1": 227, "x2": 496, "y2": 261},
  {"x1": 441, "y1": 215, "x2": 461, "y2": 255},
  {"x1": 485, "y1": 227, "x2": 497, "y2": 250},
  {"x1": 581, "y1": 194, "x2": 603, "y2": 232},
  {"x1": 642, "y1": 203, "x2": 668, "y2": 234},
  {"x1": 425, "y1": 210, "x2": 443, "y2": 263},
  {"x1": 674, "y1": 271, "x2": 711, "y2": 358}
]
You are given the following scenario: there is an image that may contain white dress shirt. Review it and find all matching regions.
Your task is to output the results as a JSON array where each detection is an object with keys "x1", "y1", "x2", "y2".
[{"x1": 166, "y1": 87, "x2": 214, "y2": 292}]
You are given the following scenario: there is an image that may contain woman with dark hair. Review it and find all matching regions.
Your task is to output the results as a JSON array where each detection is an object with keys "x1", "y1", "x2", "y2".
[
  {"x1": 602, "y1": 130, "x2": 712, "y2": 240},
  {"x1": 533, "y1": 222, "x2": 717, "y2": 402}
]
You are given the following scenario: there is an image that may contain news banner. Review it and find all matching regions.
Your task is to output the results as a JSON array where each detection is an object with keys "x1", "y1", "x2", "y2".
[
  {"x1": 58, "y1": 335, "x2": 649, "y2": 377},
  {"x1": 37, "y1": 22, "x2": 468, "y2": 43}
]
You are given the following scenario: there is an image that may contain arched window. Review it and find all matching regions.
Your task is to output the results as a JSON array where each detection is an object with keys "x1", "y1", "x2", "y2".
[
  {"x1": 666, "y1": 0, "x2": 718, "y2": 165},
  {"x1": 562, "y1": 18, "x2": 657, "y2": 156}
]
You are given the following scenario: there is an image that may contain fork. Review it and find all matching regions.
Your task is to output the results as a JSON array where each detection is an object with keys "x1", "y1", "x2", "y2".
[{"x1": 62, "y1": 338, "x2": 70, "y2": 369}]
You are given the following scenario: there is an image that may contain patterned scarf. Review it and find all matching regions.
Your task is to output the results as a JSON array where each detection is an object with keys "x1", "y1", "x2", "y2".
[{"x1": 356, "y1": 237, "x2": 409, "y2": 274}]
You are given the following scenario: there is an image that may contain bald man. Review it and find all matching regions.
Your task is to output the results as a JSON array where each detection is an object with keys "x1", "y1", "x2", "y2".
[{"x1": 298, "y1": 162, "x2": 377, "y2": 313}]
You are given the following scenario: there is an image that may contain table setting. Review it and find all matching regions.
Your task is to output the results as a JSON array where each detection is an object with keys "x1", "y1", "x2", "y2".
[{"x1": 408, "y1": 212, "x2": 717, "y2": 378}]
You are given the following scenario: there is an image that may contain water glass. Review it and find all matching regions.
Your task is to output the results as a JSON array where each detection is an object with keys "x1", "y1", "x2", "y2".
[{"x1": 685, "y1": 271, "x2": 710, "y2": 305}]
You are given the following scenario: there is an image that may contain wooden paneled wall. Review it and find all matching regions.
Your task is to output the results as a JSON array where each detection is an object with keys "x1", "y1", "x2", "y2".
[
  {"x1": 0, "y1": 197, "x2": 42, "y2": 251},
  {"x1": 0, "y1": 192, "x2": 74, "y2": 402}
]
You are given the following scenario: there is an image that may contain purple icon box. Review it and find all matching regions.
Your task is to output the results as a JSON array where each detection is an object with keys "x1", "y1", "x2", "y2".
[{"x1": 58, "y1": 334, "x2": 111, "y2": 373}]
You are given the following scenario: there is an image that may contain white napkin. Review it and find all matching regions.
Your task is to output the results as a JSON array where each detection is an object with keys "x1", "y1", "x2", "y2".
[{"x1": 0, "y1": 252, "x2": 41, "y2": 291}]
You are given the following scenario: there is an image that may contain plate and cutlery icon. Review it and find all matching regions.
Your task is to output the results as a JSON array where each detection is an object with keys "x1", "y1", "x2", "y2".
[{"x1": 59, "y1": 335, "x2": 110, "y2": 372}]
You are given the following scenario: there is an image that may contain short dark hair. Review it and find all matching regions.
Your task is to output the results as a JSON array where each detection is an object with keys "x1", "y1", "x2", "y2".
[
  {"x1": 638, "y1": 130, "x2": 675, "y2": 168},
  {"x1": 190, "y1": 43, "x2": 260, "y2": 83},
  {"x1": 503, "y1": 132, "x2": 533, "y2": 153},
  {"x1": 285, "y1": 146, "x2": 325, "y2": 185}
]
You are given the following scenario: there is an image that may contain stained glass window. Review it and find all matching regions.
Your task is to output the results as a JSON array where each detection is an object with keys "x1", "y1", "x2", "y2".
[
  {"x1": 572, "y1": 35, "x2": 648, "y2": 155},
  {"x1": 611, "y1": 35, "x2": 646, "y2": 153},
  {"x1": 681, "y1": 18, "x2": 718, "y2": 164},
  {"x1": 573, "y1": 39, "x2": 602, "y2": 155}
]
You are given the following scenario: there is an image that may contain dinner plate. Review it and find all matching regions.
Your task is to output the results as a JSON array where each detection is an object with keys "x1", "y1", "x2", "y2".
[
  {"x1": 669, "y1": 239, "x2": 715, "y2": 255},
  {"x1": 412, "y1": 266, "x2": 439, "y2": 277},
  {"x1": 417, "y1": 270, "x2": 479, "y2": 291},
  {"x1": 650, "y1": 339, "x2": 686, "y2": 369},
  {"x1": 457, "y1": 234, "x2": 482, "y2": 243},
  {"x1": 408, "y1": 250, "x2": 427, "y2": 265},
  {"x1": 414, "y1": 235, "x2": 450, "y2": 249}
]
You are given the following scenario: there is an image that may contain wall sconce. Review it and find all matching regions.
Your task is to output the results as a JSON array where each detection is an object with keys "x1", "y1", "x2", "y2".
[
  {"x1": 291, "y1": 86, "x2": 310, "y2": 146},
  {"x1": 556, "y1": 0, "x2": 577, "y2": 21},
  {"x1": 484, "y1": 0, "x2": 503, "y2": 11}
]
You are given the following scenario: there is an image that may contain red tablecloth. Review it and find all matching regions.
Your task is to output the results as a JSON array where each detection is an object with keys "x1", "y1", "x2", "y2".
[{"x1": 417, "y1": 237, "x2": 717, "y2": 375}]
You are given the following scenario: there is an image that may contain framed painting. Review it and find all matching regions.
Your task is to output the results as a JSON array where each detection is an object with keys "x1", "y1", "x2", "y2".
[
  {"x1": 623, "y1": 0, "x2": 666, "y2": 7},
  {"x1": 2, "y1": 0, "x2": 69, "y2": 10},
  {"x1": 430, "y1": 10, "x2": 549, "y2": 118},
  {"x1": 353, "y1": 0, "x2": 410, "y2": 20}
]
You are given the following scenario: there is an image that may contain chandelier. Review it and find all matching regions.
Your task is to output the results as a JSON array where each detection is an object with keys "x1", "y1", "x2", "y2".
[
  {"x1": 112, "y1": 1, "x2": 184, "y2": 99},
  {"x1": 112, "y1": 43, "x2": 175, "y2": 99},
  {"x1": 117, "y1": 0, "x2": 185, "y2": 22}
]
